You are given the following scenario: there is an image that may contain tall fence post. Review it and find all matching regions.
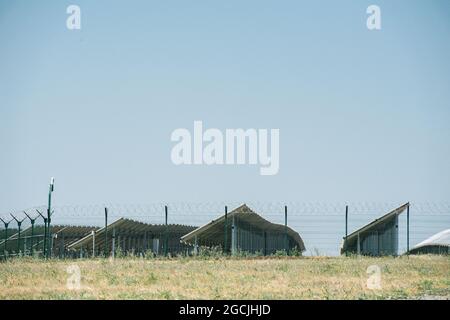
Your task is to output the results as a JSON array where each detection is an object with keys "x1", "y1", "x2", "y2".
[
  {"x1": 17, "y1": 220, "x2": 22, "y2": 254},
  {"x1": 407, "y1": 203, "x2": 410, "y2": 254},
  {"x1": 23, "y1": 211, "x2": 36, "y2": 256},
  {"x1": 11, "y1": 214, "x2": 24, "y2": 256},
  {"x1": 47, "y1": 177, "x2": 55, "y2": 259},
  {"x1": 36, "y1": 210, "x2": 47, "y2": 257},
  {"x1": 0, "y1": 218, "x2": 10, "y2": 258},
  {"x1": 284, "y1": 205, "x2": 288, "y2": 254},
  {"x1": 164, "y1": 205, "x2": 168, "y2": 256},
  {"x1": 104, "y1": 207, "x2": 108, "y2": 256},
  {"x1": 224, "y1": 206, "x2": 228, "y2": 254}
]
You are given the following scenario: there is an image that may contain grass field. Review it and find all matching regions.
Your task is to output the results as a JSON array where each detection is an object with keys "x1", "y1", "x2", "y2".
[{"x1": 0, "y1": 255, "x2": 449, "y2": 300}]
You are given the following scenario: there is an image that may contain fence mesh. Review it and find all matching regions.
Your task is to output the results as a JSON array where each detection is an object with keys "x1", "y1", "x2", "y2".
[{"x1": 1, "y1": 202, "x2": 449, "y2": 257}]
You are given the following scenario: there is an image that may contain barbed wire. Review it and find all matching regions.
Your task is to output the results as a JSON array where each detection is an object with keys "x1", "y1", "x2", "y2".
[
  {"x1": 1, "y1": 201, "x2": 450, "y2": 223},
  {"x1": 1, "y1": 202, "x2": 448, "y2": 256}
]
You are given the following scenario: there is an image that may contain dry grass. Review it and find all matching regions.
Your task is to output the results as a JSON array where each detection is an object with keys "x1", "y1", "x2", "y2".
[{"x1": 0, "y1": 255, "x2": 449, "y2": 300}]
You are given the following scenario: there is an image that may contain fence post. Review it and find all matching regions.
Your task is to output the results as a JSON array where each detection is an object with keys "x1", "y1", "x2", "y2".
[
  {"x1": 17, "y1": 220, "x2": 22, "y2": 254},
  {"x1": 164, "y1": 205, "x2": 168, "y2": 256},
  {"x1": 224, "y1": 206, "x2": 228, "y2": 254},
  {"x1": 284, "y1": 205, "x2": 288, "y2": 254},
  {"x1": 0, "y1": 219, "x2": 10, "y2": 258},
  {"x1": 4, "y1": 223, "x2": 8, "y2": 257},
  {"x1": 36, "y1": 210, "x2": 47, "y2": 257},
  {"x1": 47, "y1": 178, "x2": 55, "y2": 259},
  {"x1": 23, "y1": 211, "x2": 36, "y2": 256},
  {"x1": 407, "y1": 203, "x2": 410, "y2": 254},
  {"x1": 11, "y1": 214, "x2": 24, "y2": 256},
  {"x1": 104, "y1": 207, "x2": 108, "y2": 256}
]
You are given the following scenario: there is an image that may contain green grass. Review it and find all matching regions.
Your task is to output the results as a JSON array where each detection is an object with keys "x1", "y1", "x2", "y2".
[{"x1": 0, "y1": 255, "x2": 449, "y2": 300}]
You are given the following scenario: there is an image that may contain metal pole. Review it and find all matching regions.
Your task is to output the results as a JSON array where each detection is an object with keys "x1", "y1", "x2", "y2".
[
  {"x1": 284, "y1": 205, "x2": 288, "y2": 254},
  {"x1": 36, "y1": 210, "x2": 47, "y2": 257},
  {"x1": 4, "y1": 223, "x2": 8, "y2": 257},
  {"x1": 407, "y1": 203, "x2": 410, "y2": 254},
  {"x1": 104, "y1": 207, "x2": 108, "y2": 256},
  {"x1": 11, "y1": 214, "x2": 24, "y2": 256},
  {"x1": 0, "y1": 219, "x2": 10, "y2": 258},
  {"x1": 17, "y1": 221, "x2": 22, "y2": 254},
  {"x1": 224, "y1": 206, "x2": 228, "y2": 254},
  {"x1": 23, "y1": 211, "x2": 36, "y2": 256},
  {"x1": 164, "y1": 205, "x2": 168, "y2": 256},
  {"x1": 47, "y1": 178, "x2": 54, "y2": 259}
]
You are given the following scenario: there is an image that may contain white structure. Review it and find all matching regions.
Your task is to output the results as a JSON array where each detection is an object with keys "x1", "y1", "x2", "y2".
[{"x1": 408, "y1": 229, "x2": 450, "y2": 254}]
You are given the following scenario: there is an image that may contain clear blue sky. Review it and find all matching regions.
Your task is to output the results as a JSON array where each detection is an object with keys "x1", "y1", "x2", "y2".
[{"x1": 1, "y1": 0, "x2": 450, "y2": 213}]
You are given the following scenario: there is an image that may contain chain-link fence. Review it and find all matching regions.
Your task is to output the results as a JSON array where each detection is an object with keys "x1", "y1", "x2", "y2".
[{"x1": 0, "y1": 202, "x2": 449, "y2": 259}]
